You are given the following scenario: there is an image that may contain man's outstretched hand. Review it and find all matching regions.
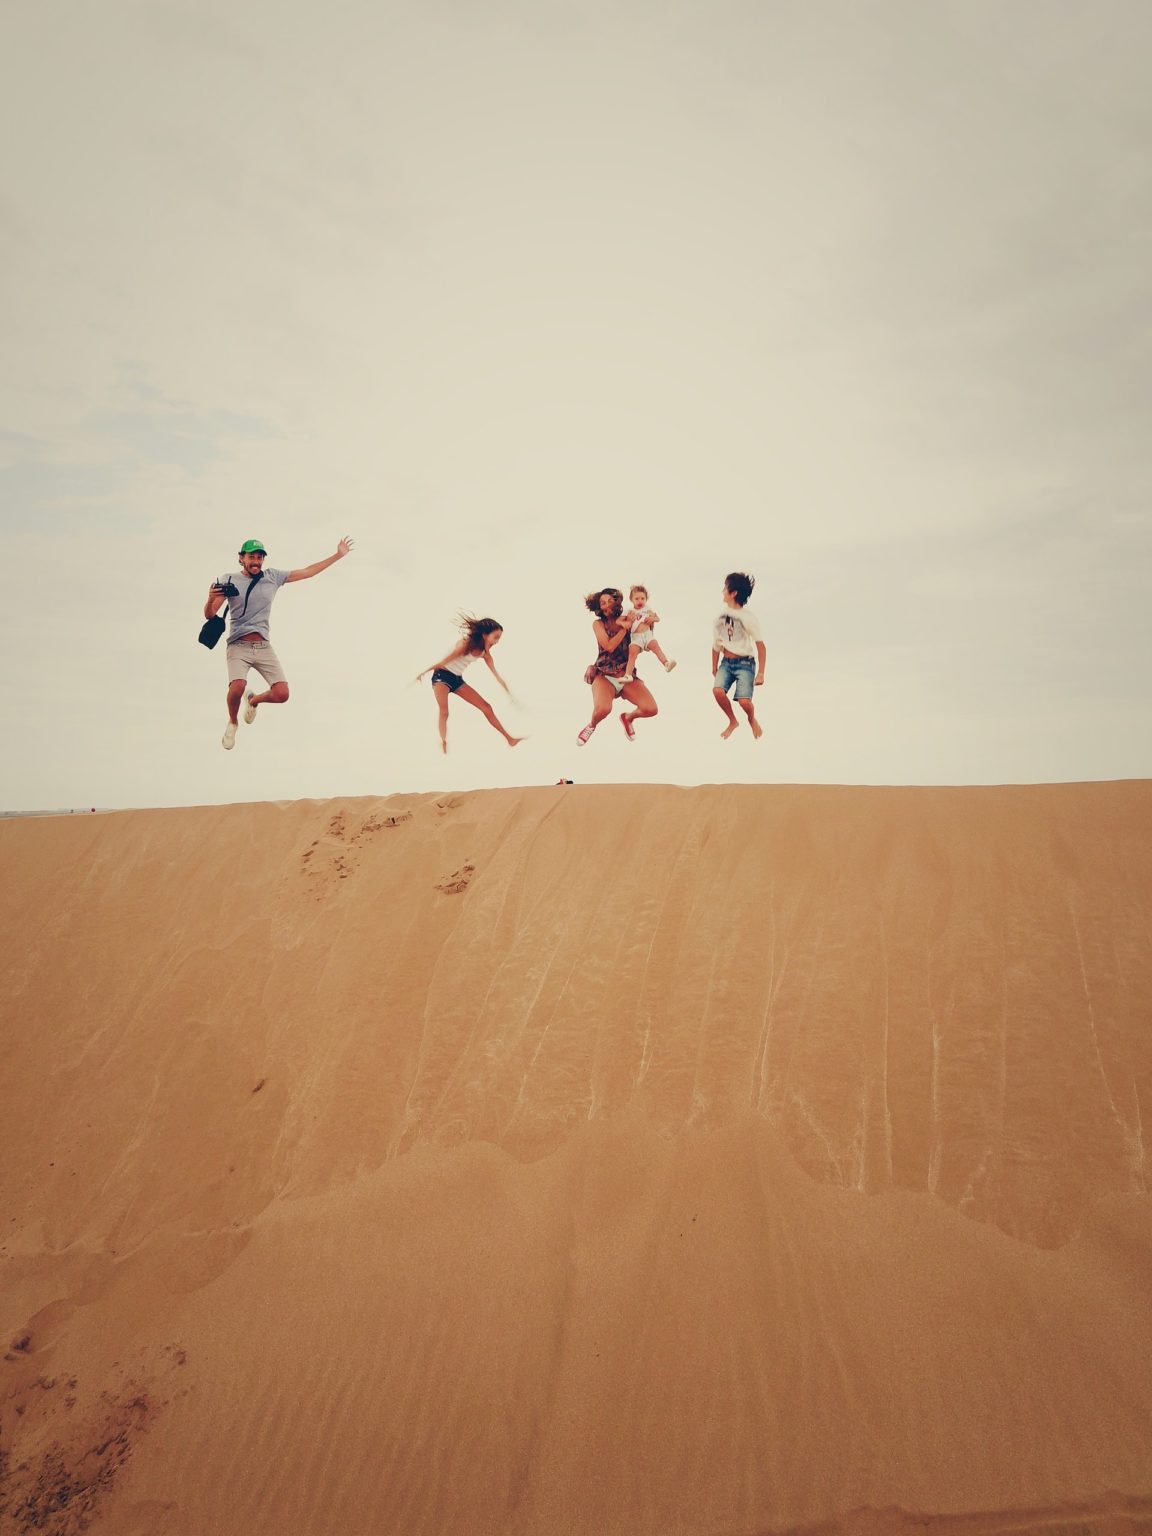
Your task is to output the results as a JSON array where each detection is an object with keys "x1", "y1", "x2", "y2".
[{"x1": 337, "y1": 536, "x2": 355, "y2": 558}]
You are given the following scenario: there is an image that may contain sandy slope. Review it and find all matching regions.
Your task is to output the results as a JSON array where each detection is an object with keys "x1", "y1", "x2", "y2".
[{"x1": 1, "y1": 782, "x2": 1150, "y2": 1536}]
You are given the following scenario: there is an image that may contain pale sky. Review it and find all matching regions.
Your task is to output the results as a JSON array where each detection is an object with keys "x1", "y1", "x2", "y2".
[{"x1": 2, "y1": 0, "x2": 1150, "y2": 811}]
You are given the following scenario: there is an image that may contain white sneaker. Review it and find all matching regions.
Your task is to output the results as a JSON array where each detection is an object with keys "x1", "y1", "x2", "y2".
[
  {"x1": 222, "y1": 722, "x2": 238, "y2": 750},
  {"x1": 664, "y1": 659, "x2": 677, "y2": 672},
  {"x1": 244, "y1": 692, "x2": 258, "y2": 724}
]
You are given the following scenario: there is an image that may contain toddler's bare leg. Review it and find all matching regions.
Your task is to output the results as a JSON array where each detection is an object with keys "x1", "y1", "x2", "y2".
[{"x1": 623, "y1": 643, "x2": 640, "y2": 681}]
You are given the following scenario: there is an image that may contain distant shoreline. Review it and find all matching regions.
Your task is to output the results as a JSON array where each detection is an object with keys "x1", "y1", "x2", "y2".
[{"x1": 0, "y1": 808, "x2": 109, "y2": 819}]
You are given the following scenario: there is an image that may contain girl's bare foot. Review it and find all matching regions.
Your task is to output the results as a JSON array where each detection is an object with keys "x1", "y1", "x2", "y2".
[
  {"x1": 506, "y1": 736, "x2": 525, "y2": 747},
  {"x1": 440, "y1": 739, "x2": 448, "y2": 754},
  {"x1": 750, "y1": 719, "x2": 763, "y2": 739},
  {"x1": 721, "y1": 721, "x2": 739, "y2": 739}
]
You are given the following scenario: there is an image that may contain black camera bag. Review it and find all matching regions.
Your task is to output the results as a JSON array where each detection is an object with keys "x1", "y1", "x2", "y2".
[{"x1": 198, "y1": 614, "x2": 227, "y2": 649}]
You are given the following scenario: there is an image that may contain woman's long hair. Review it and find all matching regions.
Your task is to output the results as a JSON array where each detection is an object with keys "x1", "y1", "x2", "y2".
[
  {"x1": 457, "y1": 614, "x2": 503, "y2": 653},
  {"x1": 584, "y1": 587, "x2": 623, "y2": 618}
]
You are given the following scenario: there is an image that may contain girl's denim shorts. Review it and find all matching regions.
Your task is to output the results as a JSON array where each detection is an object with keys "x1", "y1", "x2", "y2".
[{"x1": 431, "y1": 668, "x2": 465, "y2": 692}]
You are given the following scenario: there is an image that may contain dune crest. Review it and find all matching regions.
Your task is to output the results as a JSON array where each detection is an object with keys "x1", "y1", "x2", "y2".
[{"x1": 2, "y1": 783, "x2": 1150, "y2": 1535}]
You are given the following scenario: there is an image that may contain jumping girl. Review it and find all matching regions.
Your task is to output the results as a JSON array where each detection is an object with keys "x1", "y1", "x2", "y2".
[
  {"x1": 416, "y1": 615, "x2": 524, "y2": 754},
  {"x1": 577, "y1": 588, "x2": 659, "y2": 745}
]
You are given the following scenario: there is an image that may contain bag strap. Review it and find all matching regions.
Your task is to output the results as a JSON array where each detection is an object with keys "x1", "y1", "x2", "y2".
[{"x1": 239, "y1": 571, "x2": 264, "y2": 619}]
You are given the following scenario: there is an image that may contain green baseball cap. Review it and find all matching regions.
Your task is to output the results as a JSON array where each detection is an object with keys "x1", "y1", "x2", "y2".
[{"x1": 239, "y1": 538, "x2": 267, "y2": 554}]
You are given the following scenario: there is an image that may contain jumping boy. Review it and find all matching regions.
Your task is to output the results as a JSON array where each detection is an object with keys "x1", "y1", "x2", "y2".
[{"x1": 712, "y1": 571, "x2": 765, "y2": 739}]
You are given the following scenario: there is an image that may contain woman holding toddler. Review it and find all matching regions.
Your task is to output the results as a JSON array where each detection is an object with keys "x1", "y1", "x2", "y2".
[{"x1": 576, "y1": 588, "x2": 660, "y2": 746}]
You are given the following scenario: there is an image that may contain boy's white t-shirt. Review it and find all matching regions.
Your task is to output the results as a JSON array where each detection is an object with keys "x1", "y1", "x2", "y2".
[
  {"x1": 713, "y1": 605, "x2": 762, "y2": 657},
  {"x1": 630, "y1": 605, "x2": 654, "y2": 637}
]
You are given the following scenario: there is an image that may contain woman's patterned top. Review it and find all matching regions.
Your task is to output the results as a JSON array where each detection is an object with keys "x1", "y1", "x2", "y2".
[{"x1": 594, "y1": 615, "x2": 629, "y2": 678}]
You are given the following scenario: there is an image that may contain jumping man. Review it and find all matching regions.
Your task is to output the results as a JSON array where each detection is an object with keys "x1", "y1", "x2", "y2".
[{"x1": 204, "y1": 535, "x2": 354, "y2": 750}]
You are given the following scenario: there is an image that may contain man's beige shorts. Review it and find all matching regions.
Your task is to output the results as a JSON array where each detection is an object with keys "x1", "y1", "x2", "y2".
[{"x1": 226, "y1": 640, "x2": 288, "y2": 688}]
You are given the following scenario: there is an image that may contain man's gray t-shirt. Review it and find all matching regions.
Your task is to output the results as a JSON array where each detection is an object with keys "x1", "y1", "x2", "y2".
[{"x1": 215, "y1": 567, "x2": 291, "y2": 645}]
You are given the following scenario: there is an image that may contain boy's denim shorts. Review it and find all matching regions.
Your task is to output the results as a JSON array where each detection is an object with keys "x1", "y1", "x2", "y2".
[{"x1": 714, "y1": 655, "x2": 755, "y2": 700}]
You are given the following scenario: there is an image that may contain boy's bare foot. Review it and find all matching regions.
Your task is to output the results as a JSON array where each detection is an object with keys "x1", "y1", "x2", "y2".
[
  {"x1": 507, "y1": 736, "x2": 525, "y2": 747},
  {"x1": 440, "y1": 739, "x2": 448, "y2": 754},
  {"x1": 720, "y1": 721, "x2": 739, "y2": 739},
  {"x1": 750, "y1": 719, "x2": 763, "y2": 739}
]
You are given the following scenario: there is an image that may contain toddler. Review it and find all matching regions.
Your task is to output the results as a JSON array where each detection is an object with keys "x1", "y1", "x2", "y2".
[{"x1": 622, "y1": 584, "x2": 676, "y2": 682}]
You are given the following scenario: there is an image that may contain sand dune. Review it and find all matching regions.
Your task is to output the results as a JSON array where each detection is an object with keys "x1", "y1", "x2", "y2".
[{"x1": 1, "y1": 782, "x2": 1150, "y2": 1536}]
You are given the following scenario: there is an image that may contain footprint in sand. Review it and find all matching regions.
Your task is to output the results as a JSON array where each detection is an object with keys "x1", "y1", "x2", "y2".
[
  {"x1": 362, "y1": 810, "x2": 413, "y2": 833},
  {"x1": 301, "y1": 809, "x2": 413, "y2": 891},
  {"x1": 1, "y1": 1380, "x2": 162, "y2": 1530},
  {"x1": 435, "y1": 863, "x2": 475, "y2": 895},
  {"x1": 299, "y1": 836, "x2": 353, "y2": 890}
]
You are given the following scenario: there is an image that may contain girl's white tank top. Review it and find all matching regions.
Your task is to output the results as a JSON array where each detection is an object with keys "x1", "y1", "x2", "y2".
[{"x1": 442, "y1": 651, "x2": 477, "y2": 677}]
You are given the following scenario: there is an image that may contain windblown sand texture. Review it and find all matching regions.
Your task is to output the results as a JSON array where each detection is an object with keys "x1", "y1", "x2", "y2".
[{"x1": 2, "y1": 782, "x2": 1151, "y2": 1536}]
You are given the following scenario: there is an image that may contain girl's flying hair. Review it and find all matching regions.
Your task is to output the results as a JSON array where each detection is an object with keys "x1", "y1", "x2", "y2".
[
  {"x1": 457, "y1": 614, "x2": 503, "y2": 652},
  {"x1": 584, "y1": 588, "x2": 623, "y2": 617}
]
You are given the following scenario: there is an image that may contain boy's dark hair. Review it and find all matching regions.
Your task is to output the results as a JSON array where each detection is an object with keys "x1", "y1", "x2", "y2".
[
  {"x1": 457, "y1": 614, "x2": 503, "y2": 652},
  {"x1": 724, "y1": 571, "x2": 755, "y2": 607},
  {"x1": 629, "y1": 584, "x2": 648, "y2": 599},
  {"x1": 584, "y1": 588, "x2": 623, "y2": 618}
]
